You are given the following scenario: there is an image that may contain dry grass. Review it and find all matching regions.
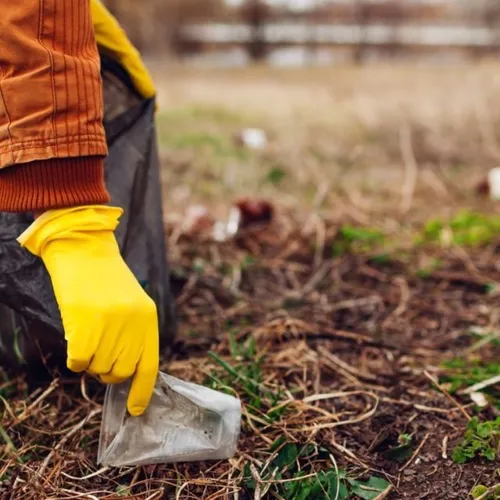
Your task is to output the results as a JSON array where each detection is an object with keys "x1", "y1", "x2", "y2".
[
  {"x1": 2, "y1": 212, "x2": 499, "y2": 498},
  {"x1": 2, "y1": 63, "x2": 500, "y2": 499}
]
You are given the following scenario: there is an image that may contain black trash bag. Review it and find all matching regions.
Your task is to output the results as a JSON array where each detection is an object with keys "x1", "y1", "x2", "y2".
[{"x1": 0, "y1": 55, "x2": 176, "y2": 369}]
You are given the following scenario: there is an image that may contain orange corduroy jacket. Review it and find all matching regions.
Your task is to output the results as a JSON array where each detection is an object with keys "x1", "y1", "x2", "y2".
[{"x1": 0, "y1": 0, "x2": 109, "y2": 212}]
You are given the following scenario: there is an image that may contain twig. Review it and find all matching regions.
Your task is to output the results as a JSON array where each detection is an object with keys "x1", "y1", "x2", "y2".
[
  {"x1": 380, "y1": 396, "x2": 471, "y2": 415},
  {"x1": 329, "y1": 438, "x2": 369, "y2": 469},
  {"x1": 61, "y1": 467, "x2": 110, "y2": 481},
  {"x1": 0, "y1": 423, "x2": 23, "y2": 464},
  {"x1": 327, "y1": 296, "x2": 382, "y2": 313},
  {"x1": 424, "y1": 371, "x2": 471, "y2": 421},
  {"x1": 80, "y1": 375, "x2": 101, "y2": 408},
  {"x1": 399, "y1": 125, "x2": 419, "y2": 215},
  {"x1": 13, "y1": 378, "x2": 59, "y2": 425},
  {"x1": 59, "y1": 490, "x2": 101, "y2": 500},
  {"x1": 392, "y1": 276, "x2": 410, "y2": 317},
  {"x1": 442, "y1": 435, "x2": 448, "y2": 460},
  {"x1": 476, "y1": 484, "x2": 500, "y2": 500},
  {"x1": 460, "y1": 375, "x2": 500, "y2": 395},
  {"x1": 400, "y1": 432, "x2": 430, "y2": 473},
  {"x1": 250, "y1": 463, "x2": 262, "y2": 500},
  {"x1": 318, "y1": 346, "x2": 377, "y2": 382},
  {"x1": 302, "y1": 391, "x2": 379, "y2": 431},
  {"x1": 144, "y1": 491, "x2": 164, "y2": 500},
  {"x1": 259, "y1": 472, "x2": 320, "y2": 486},
  {"x1": 467, "y1": 330, "x2": 500, "y2": 353},
  {"x1": 329, "y1": 453, "x2": 341, "y2": 500},
  {"x1": 302, "y1": 261, "x2": 332, "y2": 295},
  {"x1": 36, "y1": 408, "x2": 101, "y2": 480},
  {"x1": 373, "y1": 485, "x2": 394, "y2": 500},
  {"x1": 421, "y1": 167, "x2": 449, "y2": 198}
]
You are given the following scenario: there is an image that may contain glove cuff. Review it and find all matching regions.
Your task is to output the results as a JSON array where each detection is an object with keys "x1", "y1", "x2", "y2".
[{"x1": 18, "y1": 205, "x2": 123, "y2": 257}]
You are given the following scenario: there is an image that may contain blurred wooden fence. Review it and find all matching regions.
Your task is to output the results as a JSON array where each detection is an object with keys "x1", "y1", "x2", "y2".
[{"x1": 103, "y1": 0, "x2": 500, "y2": 62}]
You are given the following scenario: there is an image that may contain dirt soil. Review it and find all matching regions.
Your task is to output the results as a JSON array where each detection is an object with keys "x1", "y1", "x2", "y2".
[
  {"x1": 3, "y1": 64, "x2": 500, "y2": 499},
  {"x1": 1, "y1": 211, "x2": 498, "y2": 499}
]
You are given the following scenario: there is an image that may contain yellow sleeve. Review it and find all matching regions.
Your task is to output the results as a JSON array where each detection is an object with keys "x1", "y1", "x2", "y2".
[{"x1": 91, "y1": 0, "x2": 156, "y2": 100}]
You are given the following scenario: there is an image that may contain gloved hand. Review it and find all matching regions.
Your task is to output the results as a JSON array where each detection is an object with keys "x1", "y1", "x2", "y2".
[
  {"x1": 18, "y1": 205, "x2": 159, "y2": 416},
  {"x1": 91, "y1": 0, "x2": 156, "y2": 100}
]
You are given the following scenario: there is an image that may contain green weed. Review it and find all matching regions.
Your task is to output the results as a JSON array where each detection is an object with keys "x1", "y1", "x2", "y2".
[
  {"x1": 369, "y1": 253, "x2": 393, "y2": 265},
  {"x1": 0, "y1": 423, "x2": 24, "y2": 465},
  {"x1": 265, "y1": 166, "x2": 287, "y2": 186},
  {"x1": 182, "y1": 105, "x2": 246, "y2": 125},
  {"x1": 240, "y1": 255, "x2": 256, "y2": 271},
  {"x1": 207, "y1": 335, "x2": 393, "y2": 499},
  {"x1": 115, "y1": 485, "x2": 131, "y2": 497},
  {"x1": 156, "y1": 105, "x2": 252, "y2": 164},
  {"x1": 453, "y1": 417, "x2": 500, "y2": 464},
  {"x1": 0, "y1": 379, "x2": 16, "y2": 400},
  {"x1": 467, "y1": 329, "x2": 500, "y2": 351},
  {"x1": 207, "y1": 333, "x2": 285, "y2": 420},
  {"x1": 419, "y1": 210, "x2": 500, "y2": 247},
  {"x1": 192, "y1": 258, "x2": 206, "y2": 274},
  {"x1": 241, "y1": 441, "x2": 390, "y2": 499},
  {"x1": 471, "y1": 484, "x2": 500, "y2": 499},
  {"x1": 383, "y1": 433, "x2": 413, "y2": 462},
  {"x1": 416, "y1": 258, "x2": 442, "y2": 278},
  {"x1": 441, "y1": 358, "x2": 500, "y2": 407},
  {"x1": 157, "y1": 105, "x2": 245, "y2": 128},
  {"x1": 333, "y1": 226, "x2": 385, "y2": 256},
  {"x1": 441, "y1": 358, "x2": 500, "y2": 393},
  {"x1": 168, "y1": 131, "x2": 249, "y2": 161},
  {"x1": 79, "y1": 436, "x2": 92, "y2": 449}
]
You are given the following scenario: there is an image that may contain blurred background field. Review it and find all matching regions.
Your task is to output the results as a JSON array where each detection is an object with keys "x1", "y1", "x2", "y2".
[
  {"x1": 98, "y1": 0, "x2": 500, "y2": 289},
  {"x1": 152, "y1": 62, "x2": 500, "y2": 226},
  {"x1": 102, "y1": 0, "x2": 500, "y2": 225}
]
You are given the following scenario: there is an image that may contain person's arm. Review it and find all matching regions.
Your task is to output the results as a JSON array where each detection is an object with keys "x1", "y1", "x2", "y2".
[
  {"x1": 0, "y1": 0, "x2": 108, "y2": 212},
  {"x1": 0, "y1": 0, "x2": 159, "y2": 416}
]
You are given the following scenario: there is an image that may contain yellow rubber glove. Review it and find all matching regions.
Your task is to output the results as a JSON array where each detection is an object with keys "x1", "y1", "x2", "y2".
[
  {"x1": 18, "y1": 205, "x2": 159, "y2": 416},
  {"x1": 91, "y1": 0, "x2": 156, "y2": 100}
]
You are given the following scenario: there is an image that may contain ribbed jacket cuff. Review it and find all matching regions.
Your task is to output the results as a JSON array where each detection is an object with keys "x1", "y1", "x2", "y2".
[{"x1": 0, "y1": 157, "x2": 110, "y2": 212}]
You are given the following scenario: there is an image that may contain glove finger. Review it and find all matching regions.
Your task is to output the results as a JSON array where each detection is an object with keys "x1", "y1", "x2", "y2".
[
  {"x1": 67, "y1": 357, "x2": 91, "y2": 373},
  {"x1": 66, "y1": 336, "x2": 93, "y2": 372},
  {"x1": 100, "y1": 352, "x2": 131, "y2": 384},
  {"x1": 127, "y1": 338, "x2": 159, "y2": 417},
  {"x1": 106, "y1": 355, "x2": 136, "y2": 382},
  {"x1": 88, "y1": 336, "x2": 123, "y2": 376},
  {"x1": 87, "y1": 352, "x2": 114, "y2": 376},
  {"x1": 100, "y1": 374, "x2": 127, "y2": 385},
  {"x1": 65, "y1": 325, "x2": 101, "y2": 374}
]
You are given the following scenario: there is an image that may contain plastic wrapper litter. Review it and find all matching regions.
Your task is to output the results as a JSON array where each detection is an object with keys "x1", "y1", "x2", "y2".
[
  {"x1": 98, "y1": 372, "x2": 242, "y2": 467},
  {"x1": 0, "y1": 54, "x2": 176, "y2": 369}
]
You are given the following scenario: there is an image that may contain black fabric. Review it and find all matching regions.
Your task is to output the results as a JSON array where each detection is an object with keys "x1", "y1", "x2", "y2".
[{"x1": 0, "y1": 58, "x2": 176, "y2": 369}]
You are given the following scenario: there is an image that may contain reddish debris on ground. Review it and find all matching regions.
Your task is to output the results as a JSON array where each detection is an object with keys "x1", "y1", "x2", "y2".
[{"x1": 234, "y1": 197, "x2": 275, "y2": 228}]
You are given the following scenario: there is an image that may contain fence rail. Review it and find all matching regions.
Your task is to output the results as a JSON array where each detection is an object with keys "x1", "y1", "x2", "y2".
[{"x1": 180, "y1": 23, "x2": 495, "y2": 49}]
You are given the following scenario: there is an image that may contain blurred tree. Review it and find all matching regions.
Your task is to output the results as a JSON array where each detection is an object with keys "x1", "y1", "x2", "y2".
[
  {"x1": 102, "y1": 0, "x2": 225, "y2": 53},
  {"x1": 382, "y1": 1, "x2": 407, "y2": 60},
  {"x1": 462, "y1": 0, "x2": 500, "y2": 57},
  {"x1": 467, "y1": 0, "x2": 500, "y2": 27},
  {"x1": 352, "y1": 0, "x2": 409, "y2": 64},
  {"x1": 352, "y1": 0, "x2": 371, "y2": 64},
  {"x1": 306, "y1": 1, "x2": 324, "y2": 65},
  {"x1": 241, "y1": 0, "x2": 271, "y2": 61}
]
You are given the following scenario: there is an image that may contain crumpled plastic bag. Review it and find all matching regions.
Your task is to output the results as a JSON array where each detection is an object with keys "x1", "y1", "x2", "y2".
[{"x1": 98, "y1": 372, "x2": 241, "y2": 467}]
